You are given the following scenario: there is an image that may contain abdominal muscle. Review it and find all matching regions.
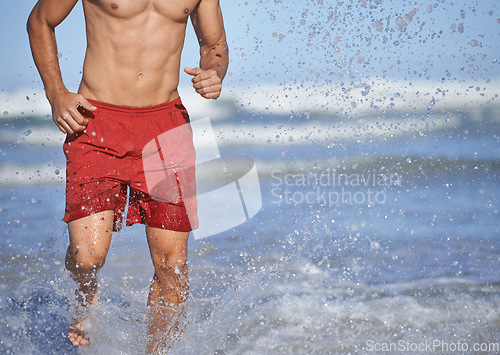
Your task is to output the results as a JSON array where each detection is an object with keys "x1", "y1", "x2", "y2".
[{"x1": 78, "y1": 0, "x2": 192, "y2": 106}]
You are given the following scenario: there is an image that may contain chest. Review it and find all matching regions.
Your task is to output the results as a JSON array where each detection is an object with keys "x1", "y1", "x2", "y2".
[{"x1": 86, "y1": 0, "x2": 201, "y2": 21}]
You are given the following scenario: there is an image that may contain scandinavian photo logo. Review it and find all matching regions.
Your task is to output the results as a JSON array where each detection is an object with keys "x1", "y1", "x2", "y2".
[
  {"x1": 270, "y1": 168, "x2": 401, "y2": 207},
  {"x1": 142, "y1": 117, "x2": 262, "y2": 240}
]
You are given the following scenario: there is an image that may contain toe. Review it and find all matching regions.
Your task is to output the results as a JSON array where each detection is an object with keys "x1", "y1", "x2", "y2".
[
  {"x1": 76, "y1": 335, "x2": 83, "y2": 345},
  {"x1": 68, "y1": 324, "x2": 90, "y2": 346}
]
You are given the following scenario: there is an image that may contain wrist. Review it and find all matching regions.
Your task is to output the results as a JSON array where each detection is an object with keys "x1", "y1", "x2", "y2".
[{"x1": 46, "y1": 86, "x2": 68, "y2": 104}]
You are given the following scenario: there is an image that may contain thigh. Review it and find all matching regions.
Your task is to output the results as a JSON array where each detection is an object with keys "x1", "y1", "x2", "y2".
[
  {"x1": 68, "y1": 210, "x2": 114, "y2": 267},
  {"x1": 146, "y1": 227, "x2": 189, "y2": 268}
]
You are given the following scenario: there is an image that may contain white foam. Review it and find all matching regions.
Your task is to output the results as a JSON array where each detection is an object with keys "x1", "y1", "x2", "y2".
[
  {"x1": 0, "y1": 163, "x2": 65, "y2": 186},
  {"x1": 2, "y1": 78, "x2": 499, "y2": 120},
  {"x1": 230, "y1": 78, "x2": 500, "y2": 115},
  {"x1": 0, "y1": 110, "x2": 462, "y2": 150},
  {"x1": 0, "y1": 89, "x2": 51, "y2": 118},
  {"x1": 214, "y1": 112, "x2": 461, "y2": 147},
  {"x1": 218, "y1": 259, "x2": 500, "y2": 354},
  {"x1": 0, "y1": 128, "x2": 64, "y2": 147}
]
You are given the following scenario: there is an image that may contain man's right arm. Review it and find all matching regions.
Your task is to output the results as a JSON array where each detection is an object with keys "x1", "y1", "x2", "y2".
[{"x1": 27, "y1": 0, "x2": 96, "y2": 134}]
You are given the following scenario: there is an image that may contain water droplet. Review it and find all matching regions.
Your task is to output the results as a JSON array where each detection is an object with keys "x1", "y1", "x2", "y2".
[
  {"x1": 23, "y1": 130, "x2": 32, "y2": 136},
  {"x1": 470, "y1": 39, "x2": 478, "y2": 47},
  {"x1": 45, "y1": 115, "x2": 51, "y2": 120},
  {"x1": 3, "y1": 111, "x2": 8, "y2": 117},
  {"x1": 396, "y1": 16, "x2": 407, "y2": 31},
  {"x1": 372, "y1": 20, "x2": 383, "y2": 31},
  {"x1": 404, "y1": 9, "x2": 418, "y2": 23},
  {"x1": 55, "y1": 169, "x2": 60, "y2": 175},
  {"x1": 371, "y1": 241, "x2": 380, "y2": 250},
  {"x1": 26, "y1": 96, "x2": 30, "y2": 101}
]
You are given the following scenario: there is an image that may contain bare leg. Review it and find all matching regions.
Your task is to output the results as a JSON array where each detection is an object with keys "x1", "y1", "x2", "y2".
[
  {"x1": 65, "y1": 210, "x2": 114, "y2": 346},
  {"x1": 146, "y1": 226, "x2": 190, "y2": 353}
]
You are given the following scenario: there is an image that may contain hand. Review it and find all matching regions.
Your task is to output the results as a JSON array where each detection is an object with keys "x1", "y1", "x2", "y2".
[
  {"x1": 184, "y1": 67, "x2": 222, "y2": 100},
  {"x1": 48, "y1": 90, "x2": 97, "y2": 134}
]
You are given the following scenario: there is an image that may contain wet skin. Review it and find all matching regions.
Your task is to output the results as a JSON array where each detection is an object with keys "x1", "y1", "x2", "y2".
[{"x1": 27, "y1": 0, "x2": 228, "y2": 349}]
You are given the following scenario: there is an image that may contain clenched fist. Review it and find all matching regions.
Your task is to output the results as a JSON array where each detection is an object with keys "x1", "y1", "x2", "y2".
[{"x1": 184, "y1": 67, "x2": 222, "y2": 100}]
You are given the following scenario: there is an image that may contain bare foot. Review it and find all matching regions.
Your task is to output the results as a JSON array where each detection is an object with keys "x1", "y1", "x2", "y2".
[
  {"x1": 68, "y1": 290, "x2": 98, "y2": 346},
  {"x1": 68, "y1": 318, "x2": 91, "y2": 346},
  {"x1": 147, "y1": 303, "x2": 188, "y2": 353}
]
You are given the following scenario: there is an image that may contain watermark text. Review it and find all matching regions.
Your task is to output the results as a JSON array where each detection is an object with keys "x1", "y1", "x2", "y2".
[
  {"x1": 271, "y1": 169, "x2": 401, "y2": 206},
  {"x1": 365, "y1": 339, "x2": 499, "y2": 352}
]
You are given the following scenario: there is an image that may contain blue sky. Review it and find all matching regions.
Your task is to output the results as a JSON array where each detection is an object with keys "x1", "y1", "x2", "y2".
[{"x1": 0, "y1": 0, "x2": 499, "y2": 93}]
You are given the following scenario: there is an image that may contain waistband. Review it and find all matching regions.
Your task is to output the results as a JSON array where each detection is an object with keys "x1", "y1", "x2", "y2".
[{"x1": 87, "y1": 97, "x2": 183, "y2": 114}]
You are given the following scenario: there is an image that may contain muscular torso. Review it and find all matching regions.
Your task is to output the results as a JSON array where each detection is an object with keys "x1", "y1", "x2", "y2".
[{"x1": 78, "y1": 0, "x2": 200, "y2": 106}]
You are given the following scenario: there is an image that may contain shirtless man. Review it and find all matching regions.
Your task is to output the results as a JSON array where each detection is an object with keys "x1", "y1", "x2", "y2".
[{"x1": 27, "y1": 0, "x2": 228, "y2": 350}]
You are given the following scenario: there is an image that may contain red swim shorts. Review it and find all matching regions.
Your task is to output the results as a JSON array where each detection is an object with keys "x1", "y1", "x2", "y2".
[{"x1": 62, "y1": 97, "x2": 198, "y2": 232}]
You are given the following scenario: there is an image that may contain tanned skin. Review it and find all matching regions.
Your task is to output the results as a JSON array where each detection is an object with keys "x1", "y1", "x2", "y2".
[{"x1": 27, "y1": 0, "x2": 228, "y2": 351}]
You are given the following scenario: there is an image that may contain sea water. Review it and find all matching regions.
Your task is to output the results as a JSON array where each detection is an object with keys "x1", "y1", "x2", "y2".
[{"x1": 0, "y1": 89, "x2": 499, "y2": 354}]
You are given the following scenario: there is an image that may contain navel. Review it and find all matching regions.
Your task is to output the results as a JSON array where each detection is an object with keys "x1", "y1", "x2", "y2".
[{"x1": 137, "y1": 72, "x2": 144, "y2": 79}]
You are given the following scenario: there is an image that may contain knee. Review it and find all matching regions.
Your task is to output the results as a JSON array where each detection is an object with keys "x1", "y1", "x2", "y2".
[
  {"x1": 155, "y1": 255, "x2": 188, "y2": 284},
  {"x1": 163, "y1": 256, "x2": 187, "y2": 276},
  {"x1": 65, "y1": 247, "x2": 106, "y2": 275},
  {"x1": 168, "y1": 251, "x2": 187, "y2": 268},
  {"x1": 167, "y1": 251, "x2": 188, "y2": 274}
]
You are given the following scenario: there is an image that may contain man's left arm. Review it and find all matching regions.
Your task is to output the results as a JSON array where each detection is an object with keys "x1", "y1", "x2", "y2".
[{"x1": 184, "y1": 0, "x2": 228, "y2": 99}]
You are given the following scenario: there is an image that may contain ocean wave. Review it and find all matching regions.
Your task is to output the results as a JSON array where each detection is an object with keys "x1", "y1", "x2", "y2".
[
  {"x1": 0, "y1": 111, "x2": 462, "y2": 149},
  {"x1": 2, "y1": 155, "x2": 498, "y2": 187},
  {"x1": 1, "y1": 78, "x2": 499, "y2": 120},
  {"x1": 230, "y1": 78, "x2": 500, "y2": 116},
  {"x1": 0, "y1": 163, "x2": 65, "y2": 187}
]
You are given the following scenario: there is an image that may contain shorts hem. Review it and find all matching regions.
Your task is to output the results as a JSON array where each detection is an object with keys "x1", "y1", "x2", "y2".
[
  {"x1": 127, "y1": 219, "x2": 193, "y2": 232},
  {"x1": 62, "y1": 208, "x2": 123, "y2": 232}
]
